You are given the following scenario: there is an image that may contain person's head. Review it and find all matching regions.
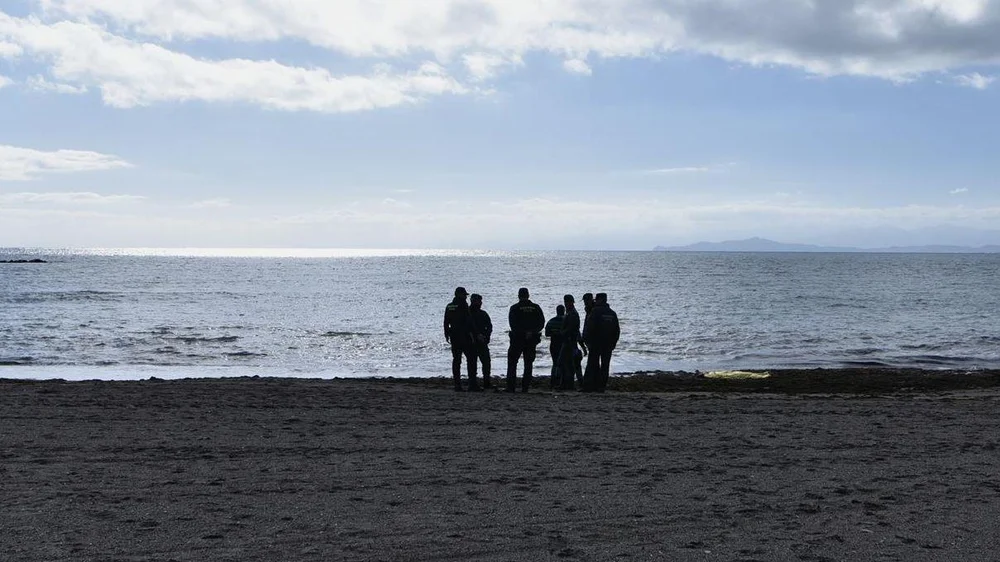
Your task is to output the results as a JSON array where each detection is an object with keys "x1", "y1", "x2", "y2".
[
  {"x1": 582, "y1": 292, "x2": 594, "y2": 311},
  {"x1": 470, "y1": 293, "x2": 483, "y2": 309},
  {"x1": 595, "y1": 292, "x2": 608, "y2": 304},
  {"x1": 454, "y1": 286, "x2": 469, "y2": 300},
  {"x1": 556, "y1": 304, "x2": 565, "y2": 316},
  {"x1": 517, "y1": 287, "x2": 529, "y2": 301},
  {"x1": 563, "y1": 294, "x2": 575, "y2": 309}
]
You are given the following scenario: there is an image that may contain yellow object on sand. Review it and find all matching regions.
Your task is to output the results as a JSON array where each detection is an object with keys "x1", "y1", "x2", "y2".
[{"x1": 704, "y1": 370, "x2": 771, "y2": 380}]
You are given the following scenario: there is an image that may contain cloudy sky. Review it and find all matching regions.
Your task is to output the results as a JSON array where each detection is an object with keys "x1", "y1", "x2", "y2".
[{"x1": 2, "y1": 0, "x2": 1000, "y2": 249}]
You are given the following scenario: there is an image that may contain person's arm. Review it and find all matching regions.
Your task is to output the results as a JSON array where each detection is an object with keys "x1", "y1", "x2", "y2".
[
  {"x1": 534, "y1": 305, "x2": 546, "y2": 333},
  {"x1": 508, "y1": 305, "x2": 518, "y2": 334},
  {"x1": 443, "y1": 306, "x2": 451, "y2": 342},
  {"x1": 465, "y1": 307, "x2": 477, "y2": 342},
  {"x1": 474, "y1": 311, "x2": 489, "y2": 343},
  {"x1": 570, "y1": 312, "x2": 586, "y2": 354},
  {"x1": 530, "y1": 305, "x2": 544, "y2": 342},
  {"x1": 610, "y1": 310, "x2": 620, "y2": 349},
  {"x1": 559, "y1": 312, "x2": 573, "y2": 338},
  {"x1": 583, "y1": 310, "x2": 595, "y2": 344}
]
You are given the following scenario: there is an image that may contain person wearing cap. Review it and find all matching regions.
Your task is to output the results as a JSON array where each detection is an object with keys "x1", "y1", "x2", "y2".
[
  {"x1": 506, "y1": 287, "x2": 545, "y2": 393},
  {"x1": 544, "y1": 305, "x2": 566, "y2": 388},
  {"x1": 557, "y1": 294, "x2": 582, "y2": 391},
  {"x1": 444, "y1": 286, "x2": 480, "y2": 391},
  {"x1": 469, "y1": 293, "x2": 493, "y2": 389},
  {"x1": 583, "y1": 292, "x2": 620, "y2": 392}
]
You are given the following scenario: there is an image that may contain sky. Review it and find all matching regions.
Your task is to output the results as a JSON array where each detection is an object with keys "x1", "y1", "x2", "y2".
[{"x1": 1, "y1": 0, "x2": 1000, "y2": 250}]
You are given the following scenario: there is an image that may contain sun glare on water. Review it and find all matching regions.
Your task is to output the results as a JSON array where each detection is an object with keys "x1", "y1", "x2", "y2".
[{"x1": 17, "y1": 248, "x2": 509, "y2": 258}]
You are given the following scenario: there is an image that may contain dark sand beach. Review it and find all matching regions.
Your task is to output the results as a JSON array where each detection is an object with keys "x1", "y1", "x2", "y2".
[{"x1": 4, "y1": 370, "x2": 1000, "y2": 561}]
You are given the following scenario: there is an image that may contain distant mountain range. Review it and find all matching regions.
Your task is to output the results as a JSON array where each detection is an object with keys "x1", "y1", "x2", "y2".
[{"x1": 654, "y1": 237, "x2": 1000, "y2": 253}]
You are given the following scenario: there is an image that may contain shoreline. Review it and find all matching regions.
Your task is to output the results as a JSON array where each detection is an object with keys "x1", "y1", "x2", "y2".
[
  {"x1": 6, "y1": 374, "x2": 1000, "y2": 560},
  {"x1": 5, "y1": 367, "x2": 1000, "y2": 394}
]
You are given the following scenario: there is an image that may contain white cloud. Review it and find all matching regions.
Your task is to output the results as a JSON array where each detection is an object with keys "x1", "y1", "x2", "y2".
[
  {"x1": 950, "y1": 188, "x2": 970, "y2": 195},
  {"x1": 0, "y1": 40, "x2": 21, "y2": 57},
  {"x1": 0, "y1": 74, "x2": 11, "y2": 89},
  {"x1": 5, "y1": 194, "x2": 1000, "y2": 248},
  {"x1": 0, "y1": 191, "x2": 145, "y2": 204},
  {"x1": 562, "y1": 59, "x2": 592, "y2": 76},
  {"x1": 462, "y1": 52, "x2": 522, "y2": 81},
  {"x1": 381, "y1": 197, "x2": 411, "y2": 208},
  {"x1": 642, "y1": 167, "x2": 712, "y2": 174},
  {"x1": 26, "y1": 0, "x2": 1000, "y2": 81},
  {"x1": 26, "y1": 75, "x2": 88, "y2": 94},
  {"x1": 954, "y1": 72, "x2": 996, "y2": 89},
  {"x1": 190, "y1": 197, "x2": 232, "y2": 209},
  {"x1": 0, "y1": 145, "x2": 132, "y2": 181},
  {"x1": 0, "y1": 1, "x2": 998, "y2": 114},
  {"x1": 0, "y1": 14, "x2": 468, "y2": 112}
]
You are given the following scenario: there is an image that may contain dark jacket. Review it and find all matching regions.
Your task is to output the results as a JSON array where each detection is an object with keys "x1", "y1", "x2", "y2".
[
  {"x1": 444, "y1": 298, "x2": 475, "y2": 345},
  {"x1": 544, "y1": 314, "x2": 565, "y2": 346},
  {"x1": 583, "y1": 303, "x2": 620, "y2": 348},
  {"x1": 561, "y1": 307, "x2": 581, "y2": 343},
  {"x1": 509, "y1": 299, "x2": 545, "y2": 339},
  {"x1": 471, "y1": 307, "x2": 492, "y2": 345}
]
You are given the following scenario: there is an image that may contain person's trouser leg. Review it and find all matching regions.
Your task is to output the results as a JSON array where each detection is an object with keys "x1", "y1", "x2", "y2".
[
  {"x1": 466, "y1": 345, "x2": 480, "y2": 390},
  {"x1": 549, "y1": 343, "x2": 560, "y2": 387},
  {"x1": 451, "y1": 345, "x2": 464, "y2": 390},
  {"x1": 522, "y1": 345, "x2": 536, "y2": 392},
  {"x1": 506, "y1": 340, "x2": 522, "y2": 392},
  {"x1": 583, "y1": 349, "x2": 600, "y2": 391},
  {"x1": 479, "y1": 344, "x2": 491, "y2": 387},
  {"x1": 574, "y1": 352, "x2": 584, "y2": 386},
  {"x1": 598, "y1": 347, "x2": 613, "y2": 391},
  {"x1": 559, "y1": 342, "x2": 577, "y2": 390}
]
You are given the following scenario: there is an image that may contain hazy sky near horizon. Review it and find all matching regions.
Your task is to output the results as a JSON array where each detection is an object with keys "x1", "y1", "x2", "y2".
[{"x1": 2, "y1": 0, "x2": 1000, "y2": 249}]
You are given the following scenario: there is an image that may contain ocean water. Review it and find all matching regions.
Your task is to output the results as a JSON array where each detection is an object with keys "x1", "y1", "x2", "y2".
[{"x1": 2, "y1": 248, "x2": 999, "y2": 380}]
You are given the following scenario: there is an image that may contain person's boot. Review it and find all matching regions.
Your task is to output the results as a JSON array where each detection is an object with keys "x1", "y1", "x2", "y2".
[
  {"x1": 482, "y1": 374, "x2": 492, "y2": 389},
  {"x1": 468, "y1": 374, "x2": 483, "y2": 392}
]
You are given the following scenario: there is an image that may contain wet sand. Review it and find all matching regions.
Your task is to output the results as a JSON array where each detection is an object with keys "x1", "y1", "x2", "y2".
[{"x1": 4, "y1": 373, "x2": 1000, "y2": 561}]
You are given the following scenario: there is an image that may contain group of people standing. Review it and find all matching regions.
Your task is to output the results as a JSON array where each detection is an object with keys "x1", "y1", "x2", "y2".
[{"x1": 443, "y1": 287, "x2": 620, "y2": 393}]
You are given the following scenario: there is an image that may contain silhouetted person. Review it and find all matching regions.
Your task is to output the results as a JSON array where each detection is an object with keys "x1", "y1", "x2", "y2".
[
  {"x1": 580, "y1": 292, "x2": 596, "y2": 389},
  {"x1": 444, "y1": 287, "x2": 479, "y2": 391},
  {"x1": 544, "y1": 305, "x2": 566, "y2": 388},
  {"x1": 558, "y1": 294, "x2": 582, "y2": 391},
  {"x1": 470, "y1": 293, "x2": 493, "y2": 389},
  {"x1": 582, "y1": 293, "x2": 595, "y2": 319},
  {"x1": 583, "y1": 292, "x2": 620, "y2": 392},
  {"x1": 506, "y1": 287, "x2": 545, "y2": 393}
]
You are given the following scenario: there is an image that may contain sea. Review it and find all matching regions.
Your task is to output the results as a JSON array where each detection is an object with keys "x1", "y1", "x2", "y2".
[{"x1": 2, "y1": 248, "x2": 999, "y2": 381}]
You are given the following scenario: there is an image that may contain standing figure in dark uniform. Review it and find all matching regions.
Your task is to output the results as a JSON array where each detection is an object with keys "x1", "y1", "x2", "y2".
[
  {"x1": 469, "y1": 293, "x2": 493, "y2": 389},
  {"x1": 544, "y1": 305, "x2": 566, "y2": 388},
  {"x1": 506, "y1": 287, "x2": 545, "y2": 393},
  {"x1": 444, "y1": 287, "x2": 479, "y2": 391},
  {"x1": 583, "y1": 292, "x2": 620, "y2": 392},
  {"x1": 558, "y1": 295, "x2": 582, "y2": 391},
  {"x1": 580, "y1": 293, "x2": 596, "y2": 389},
  {"x1": 581, "y1": 293, "x2": 595, "y2": 324}
]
